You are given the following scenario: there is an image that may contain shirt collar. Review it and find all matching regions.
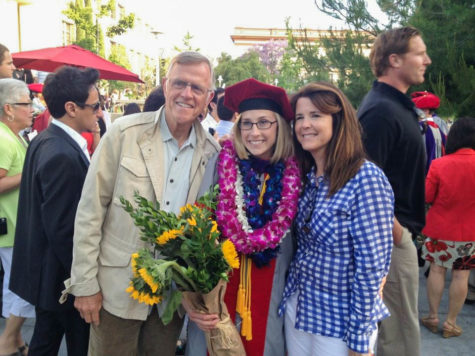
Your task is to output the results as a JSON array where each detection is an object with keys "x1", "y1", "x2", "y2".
[
  {"x1": 51, "y1": 118, "x2": 89, "y2": 155},
  {"x1": 373, "y1": 80, "x2": 417, "y2": 112},
  {"x1": 307, "y1": 166, "x2": 327, "y2": 187},
  {"x1": 160, "y1": 110, "x2": 196, "y2": 149}
]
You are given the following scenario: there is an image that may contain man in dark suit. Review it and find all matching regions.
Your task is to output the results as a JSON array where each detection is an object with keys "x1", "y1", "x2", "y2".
[{"x1": 10, "y1": 66, "x2": 101, "y2": 356}]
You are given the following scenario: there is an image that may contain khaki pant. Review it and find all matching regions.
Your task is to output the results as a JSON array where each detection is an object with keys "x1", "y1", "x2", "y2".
[
  {"x1": 377, "y1": 227, "x2": 421, "y2": 356},
  {"x1": 88, "y1": 307, "x2": 183, "y2": 356}
]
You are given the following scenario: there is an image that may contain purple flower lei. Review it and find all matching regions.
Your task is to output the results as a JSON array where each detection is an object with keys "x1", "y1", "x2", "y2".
[{"x1": 216, "y1": 140, "x2": 301, "y2": 254}]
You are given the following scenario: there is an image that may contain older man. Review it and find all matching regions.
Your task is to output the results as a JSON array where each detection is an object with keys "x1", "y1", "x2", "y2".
[
  {"x1": 64, "y1": 52, "x2": 220, "y2": 355},
  {"x1": 358, "y1": 27, "x2": 431, "y2": 356}
]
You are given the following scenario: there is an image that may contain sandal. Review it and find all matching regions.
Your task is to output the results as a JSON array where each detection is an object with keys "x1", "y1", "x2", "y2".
[
  {"x1": 420, "y1": 315, "x2": 439, "y2": 333},
  {"x1": 442, "y1": 321, "x2": 462, "y2": 338}
]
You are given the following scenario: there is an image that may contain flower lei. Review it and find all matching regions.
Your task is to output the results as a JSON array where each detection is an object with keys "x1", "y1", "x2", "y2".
[
  {"x1": 238, "y1": 158, "x2": 285, "y2": 229},
  {"x1": 216, "y1": 140, "x2": 301, "y2": 254}
]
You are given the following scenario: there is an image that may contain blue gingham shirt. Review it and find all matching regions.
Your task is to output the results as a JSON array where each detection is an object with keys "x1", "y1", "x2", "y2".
[{"x1": 279, "y1": 161, "x2": 394, "y2": 353}]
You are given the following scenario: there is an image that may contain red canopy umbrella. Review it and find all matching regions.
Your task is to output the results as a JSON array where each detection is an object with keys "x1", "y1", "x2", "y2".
[{"x1": 12, "y1": 44, "x2": 143, "y2": 83}]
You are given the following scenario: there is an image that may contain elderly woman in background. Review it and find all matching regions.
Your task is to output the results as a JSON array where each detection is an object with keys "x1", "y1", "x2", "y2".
[
  {"x1": 0, "y1": 78, "x2": 35, "y2": 355},
  {"x1": 420, "y1": 117, "x2": 475, "y2": 338}
]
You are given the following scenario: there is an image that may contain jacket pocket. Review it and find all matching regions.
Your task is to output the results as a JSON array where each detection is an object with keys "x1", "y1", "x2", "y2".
[
  {"x1": 120, "y1": 156, "x2": 149, "y2": 177},
  {"x1": 98, "y1": 235, "x2": 136, "y2": 267}
]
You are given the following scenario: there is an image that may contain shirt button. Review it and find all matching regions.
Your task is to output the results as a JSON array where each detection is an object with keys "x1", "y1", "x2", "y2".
[
  {"x1": 166, "y1": 201, "x2": 170, "y2": 205},
  {"x1": 170, "y1": 179, "x2": 174, "y2": 183},
  {"x1": 174, "y1": 157, "x2": 178, "y2": 162}
]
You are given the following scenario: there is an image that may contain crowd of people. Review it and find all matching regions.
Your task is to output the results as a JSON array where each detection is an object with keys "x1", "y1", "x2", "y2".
[{"x1": 0, "y1": 25, "x2": 474, "y2": 356}]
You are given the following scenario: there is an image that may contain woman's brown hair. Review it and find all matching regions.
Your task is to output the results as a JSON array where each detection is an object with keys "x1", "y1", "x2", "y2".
[{"x1": 290, "y1": 82, "x2": 366, "y2": 196}]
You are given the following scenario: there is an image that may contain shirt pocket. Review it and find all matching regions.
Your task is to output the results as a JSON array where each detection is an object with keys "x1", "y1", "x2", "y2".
[{"x1": 316, "y1": 207, "x2": 352, "y2": 255}]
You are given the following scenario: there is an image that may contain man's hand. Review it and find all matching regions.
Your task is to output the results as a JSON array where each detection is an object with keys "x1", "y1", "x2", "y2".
[
  {"x1": 392, "y1": 217, "x2": 403, "y2": 246},
  {"x1": 74, "y1": 292, "x2": 103, "y2": 326},
  {"x1": 182, "y1": 296, "x2": 219, "y2": 332}
]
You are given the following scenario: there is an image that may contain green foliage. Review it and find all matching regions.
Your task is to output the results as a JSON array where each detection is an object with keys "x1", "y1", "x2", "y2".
[
  {"x1": 64, "y1": 0, "x2": 95, "y2": 50},
  {"x1": 120, "y1": 187, "x2": 239, "y2": 323},
  {"x1": 106, "y1": 13, "x2": 135, "y2": 37},
  {"x1": 108, "y1": 44, "x2": 131, "y2": 91},
  {"x1": 64, "y1": 0, "x2": 135, "y2": 55},
  {"x1": 409, "y1": 0, "x2": 475, "y2": 117},
  {"x1": 215, "y1": 51, "x2": 271, "y2": 87},
  {"x1": 174, "y1": 32, "x2": 200, "y2": 53},
  {"x1": 320, "y1": 31, "x2": 374, "y2": 107},
  {"x1": 276, "y1": 48, "x2": 307, "y2": 93},
  {"x1": 314, "y1": 0, "x2": 417, "y2": 33},
  {"x1": 97, "y1": 25, "x2": 105, "y2": 57},
  {"x1": 286, "y1": 26, "x2": 330, "y2": 83}
]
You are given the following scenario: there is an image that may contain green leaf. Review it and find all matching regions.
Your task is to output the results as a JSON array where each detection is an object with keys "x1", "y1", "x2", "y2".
[{"x1": 161, "y1": 290, "x2": 182, "y2": 325}]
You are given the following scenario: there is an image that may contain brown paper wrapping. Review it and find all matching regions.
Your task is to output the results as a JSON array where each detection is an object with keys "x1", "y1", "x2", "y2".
[{"x1": 182, "y1": 279, "x2": 246, "y2": 356}]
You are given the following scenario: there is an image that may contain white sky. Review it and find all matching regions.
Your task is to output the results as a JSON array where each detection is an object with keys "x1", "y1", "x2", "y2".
[{"x1": 121, "y1": 0, "x2": 355, "y2": 60}]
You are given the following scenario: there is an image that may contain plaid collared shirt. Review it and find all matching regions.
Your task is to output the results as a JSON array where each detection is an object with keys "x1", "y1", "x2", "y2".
[{"x1": 279, "y1": 161, "x2": 394, "y2": 353}]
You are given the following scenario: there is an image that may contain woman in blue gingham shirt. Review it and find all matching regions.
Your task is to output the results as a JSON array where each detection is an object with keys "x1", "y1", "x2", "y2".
[{"x1": 280, "y1": 82, "x2": 394, "y2": 355}]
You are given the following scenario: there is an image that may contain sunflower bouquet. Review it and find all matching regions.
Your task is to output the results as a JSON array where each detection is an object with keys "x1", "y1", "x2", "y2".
[{"x1": 120, "y1": 187, "x2": 245, "y2": 355}]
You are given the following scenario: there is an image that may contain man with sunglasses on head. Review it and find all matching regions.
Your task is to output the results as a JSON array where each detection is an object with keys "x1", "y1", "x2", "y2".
[
  {"x1": 10, "y1": 66, "x2": 100, "y2": 355},
  {"x1": 62, "y1": 52, "x2": 220, "y2": 355}
]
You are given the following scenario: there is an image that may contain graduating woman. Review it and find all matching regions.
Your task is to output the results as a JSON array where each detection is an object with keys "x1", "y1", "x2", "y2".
[
  {"x1": 280, "y1": 82, "x2": 394, "y2": 356},
  {"x1": 184, "y1": 78, "x2": 301, "y2": 356}
]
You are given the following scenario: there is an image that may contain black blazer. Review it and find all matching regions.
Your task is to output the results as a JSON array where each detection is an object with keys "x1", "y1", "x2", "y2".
[{"x1": 10, "y1": 124, "x2": 89, "y2": 311}]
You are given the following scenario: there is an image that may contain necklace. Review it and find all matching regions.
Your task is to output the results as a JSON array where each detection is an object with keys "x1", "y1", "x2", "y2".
[{"x1": 216, "y1": 140, "x2": 301, "y2": 254}]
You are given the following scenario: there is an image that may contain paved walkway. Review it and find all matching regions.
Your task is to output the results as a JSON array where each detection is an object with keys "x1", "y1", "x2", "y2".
[{"x1": 1, "y1": 265, "x2": 474, "y2": 355}]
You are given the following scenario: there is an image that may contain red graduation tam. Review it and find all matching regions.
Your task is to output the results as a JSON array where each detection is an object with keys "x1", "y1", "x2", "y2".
[
  {"x1": 224, "y1": 78, "x2": 293, "y2": 121},
  {"x1": 28, "y1": 83, "x2": 44, "y2": 93},
  {"x1": 411, "y1": 91, "x2": 440, "y2": 109}
]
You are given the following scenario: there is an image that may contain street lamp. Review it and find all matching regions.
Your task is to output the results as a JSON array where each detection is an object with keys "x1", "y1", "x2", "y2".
[
  {"x1": 13, "y1": 0, "x2": 33, "y2": 51},
  {"x1": 217, "y1": 75, "x2": 223, "y2": 88},
  {"x1": 150, "y1": 29, "x2": 163, "y2": 87}
]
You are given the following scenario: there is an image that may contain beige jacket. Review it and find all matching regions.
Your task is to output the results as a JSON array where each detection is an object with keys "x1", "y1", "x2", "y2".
[{"x1": 63, "y1": 108, "x2": 220, "y2": 320}]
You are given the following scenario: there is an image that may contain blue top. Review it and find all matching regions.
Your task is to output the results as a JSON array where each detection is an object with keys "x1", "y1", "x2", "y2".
[{"x1": 279, "y1": 160, "x2": 394, "y2": 353}]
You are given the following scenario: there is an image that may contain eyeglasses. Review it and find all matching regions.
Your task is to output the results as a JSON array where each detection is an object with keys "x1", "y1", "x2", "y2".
[
  {"x1": 169, "y1": 79, "x2": 211, "y2": 96},
  {"x1": 9, "y1": 102, "x2": 33, "y2": 108},
  {"x1": 239, "y1": 120, "x2": 277, "y2": 130},
  {"x1": 75, "y1": 101, "x2": 101, "y2": 113}
]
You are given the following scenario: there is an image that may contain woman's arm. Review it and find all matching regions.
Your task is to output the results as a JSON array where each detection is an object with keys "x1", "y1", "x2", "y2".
[
  {"x1": 0, "y1": 169, "x2": 21, "y2": 194},
  {"x1": 346, "y1": 166, "x2": 394, "y2": 354}
]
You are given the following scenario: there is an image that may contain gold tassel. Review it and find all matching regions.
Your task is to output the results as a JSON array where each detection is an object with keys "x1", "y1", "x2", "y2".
[
  {"x1": 238, "y1": 256, "x2": 253, "y2": 340},
  {"x1": 258, "y1": 173, "x2": 270, "y2": 205},
  {"x1": 236, "y1": 254, "x2": 246, "y2": 315}
]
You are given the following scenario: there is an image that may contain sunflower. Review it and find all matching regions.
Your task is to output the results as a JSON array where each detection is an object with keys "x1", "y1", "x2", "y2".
[
  {"x1": 222, "y1": 239, "x2": 239, "y2": 269},
  {"x1": 131, "y1": 253, "x2": 139, "y2": 277},
  {"x1": 125, "y1": 282, "x2": 135, "y2": 294},
  {"x1": 156, "y1": 228, "x2": 183, "y2": 245},
  {"x1": 179, "y1": 204, "x2": 193, "y2": 217},
  {"x1": 187, "y1": 217, "x2": 197, "y2": 226},
  {"x1": 138, "y1": 268, "x2": 159, "y2": 293},
  {"x1": 211, "y1": 220, "x2": 218, "y2": 234}
]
